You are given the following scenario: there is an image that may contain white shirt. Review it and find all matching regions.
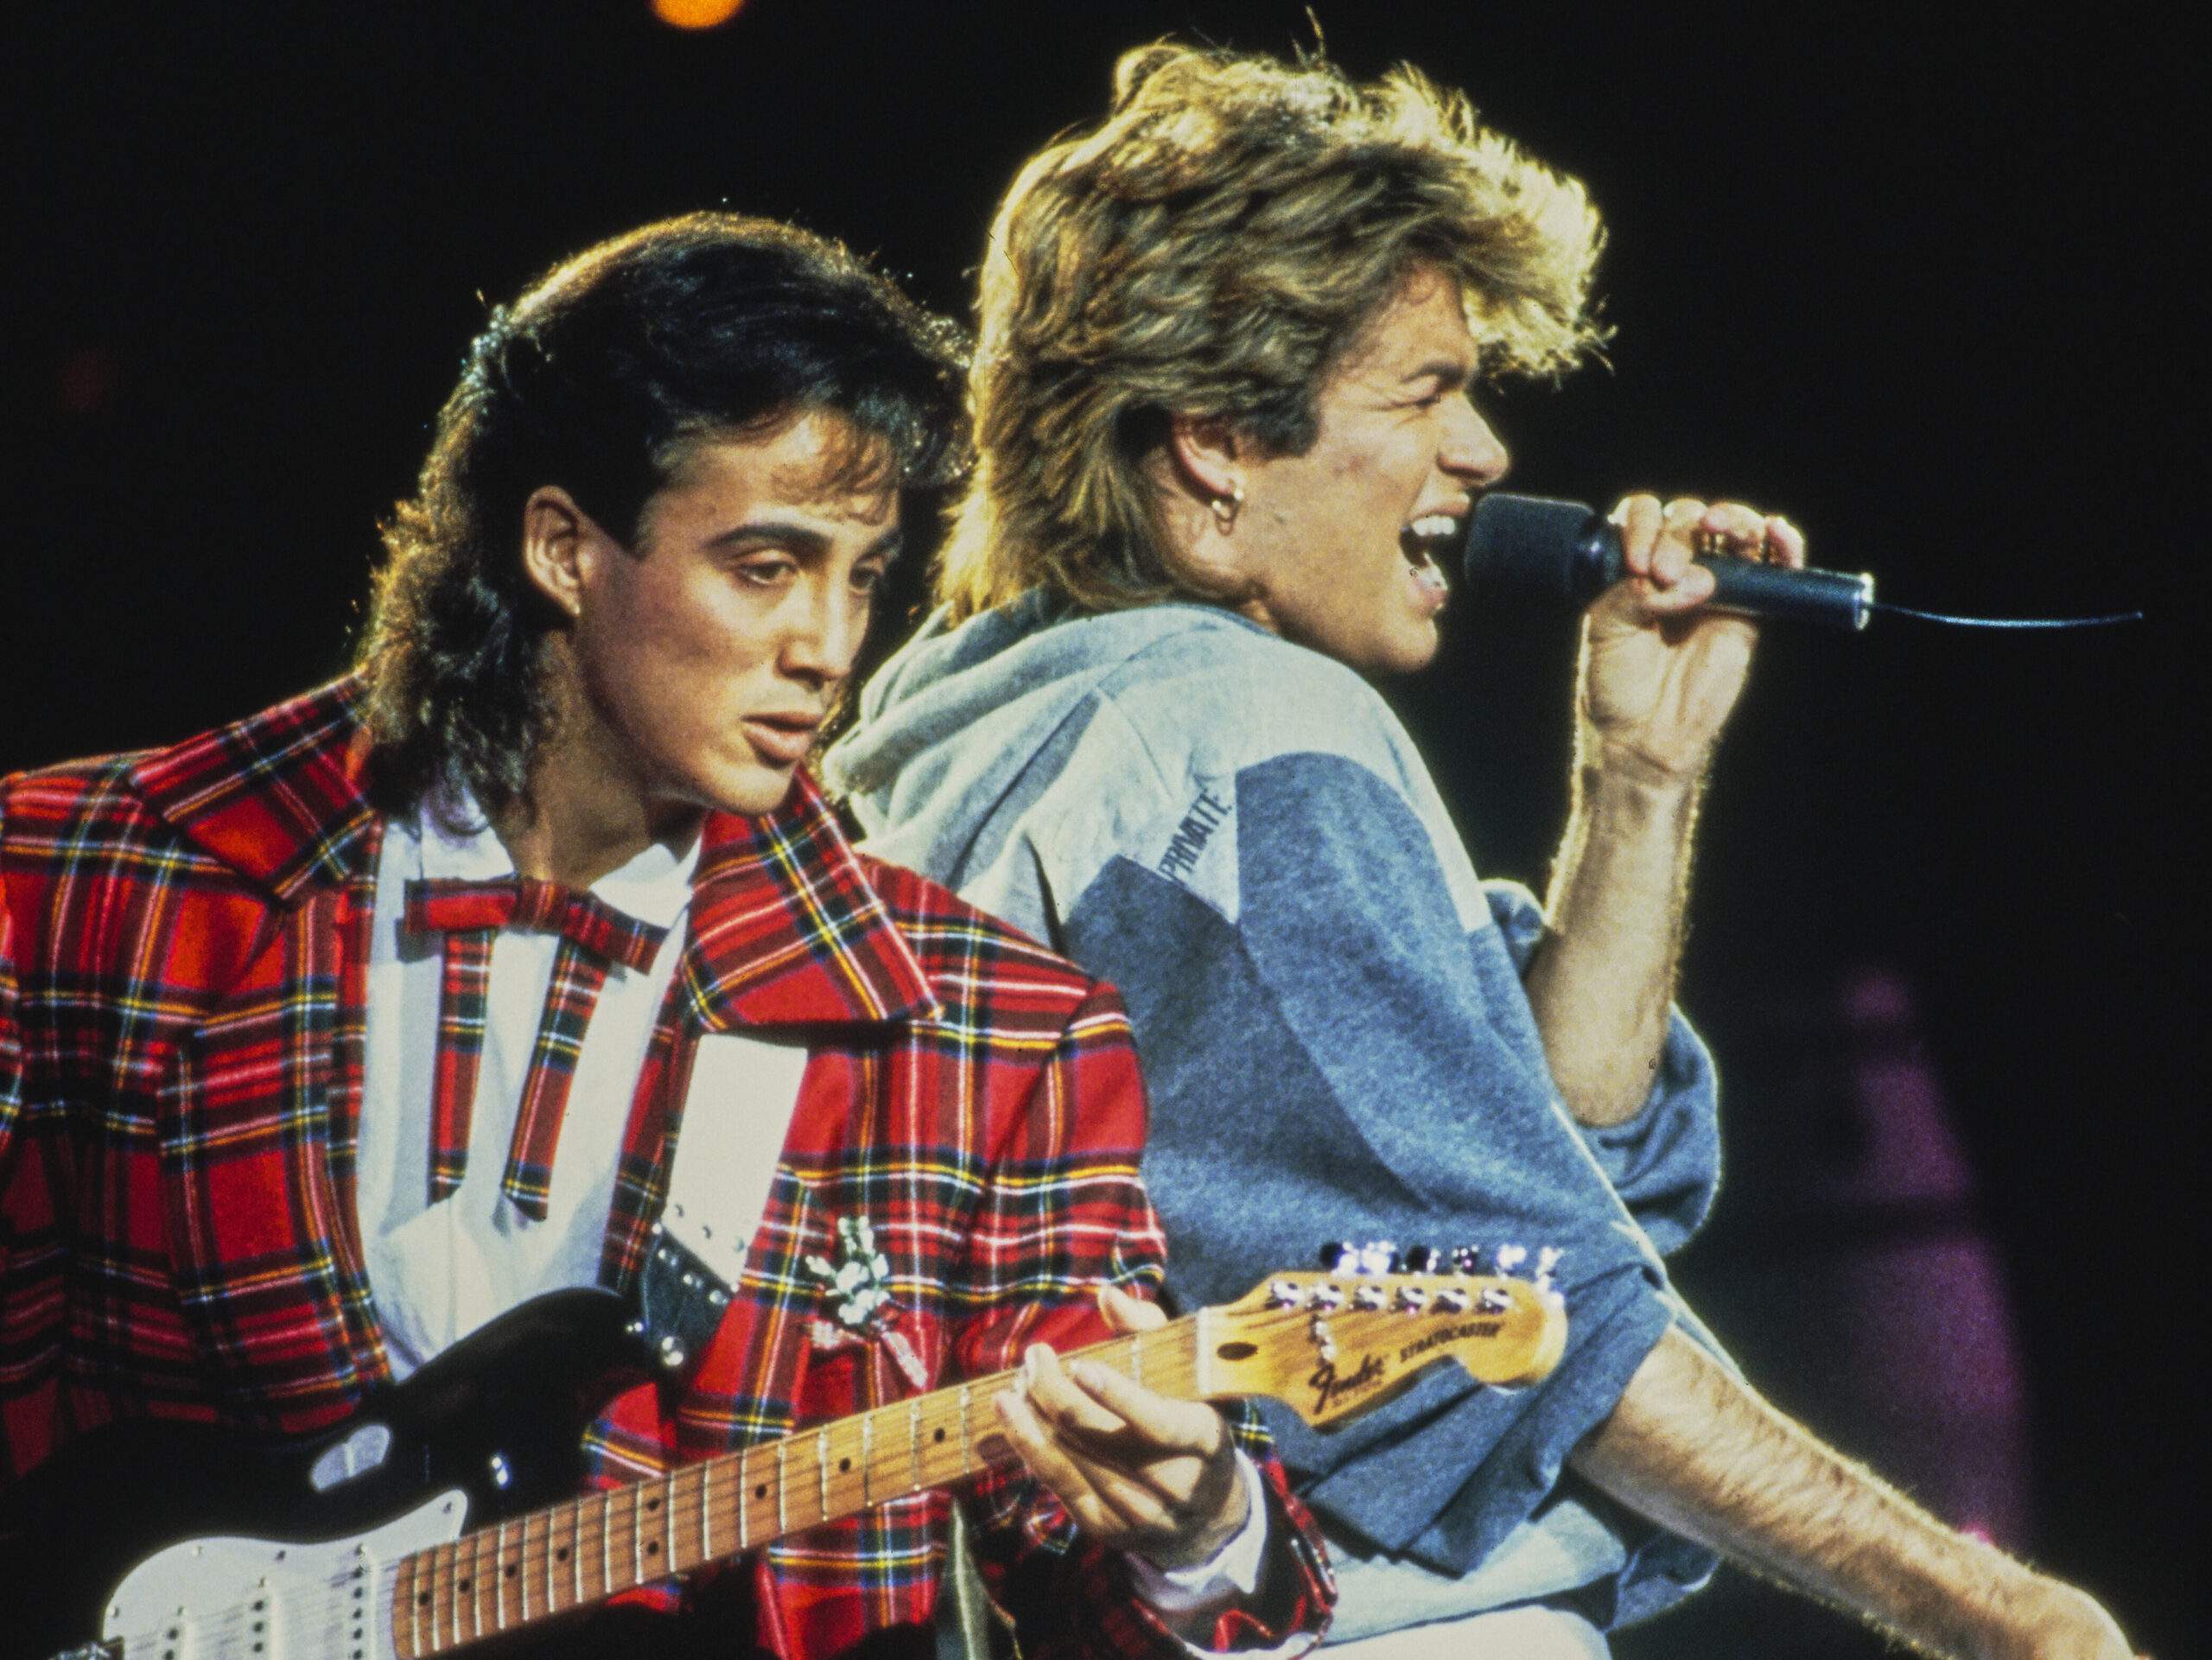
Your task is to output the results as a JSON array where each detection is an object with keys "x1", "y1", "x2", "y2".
[{"x1": 354, "y1": 804, "x2": 697, "y2": 1378}]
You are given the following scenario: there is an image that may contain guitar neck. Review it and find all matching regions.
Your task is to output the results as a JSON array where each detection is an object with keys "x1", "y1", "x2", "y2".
[
  {"x1": 385, "y1": 1268, "x2": 1565, "y2": 1658},
  {"x1": 390, "y1": 1314, "x2": 1208, "y2": 1657}
]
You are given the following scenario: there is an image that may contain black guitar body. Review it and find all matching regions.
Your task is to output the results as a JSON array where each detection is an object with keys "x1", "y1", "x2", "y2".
[{"x1": 0, "y1": 1288, "x2": 645, "y2": 1660}]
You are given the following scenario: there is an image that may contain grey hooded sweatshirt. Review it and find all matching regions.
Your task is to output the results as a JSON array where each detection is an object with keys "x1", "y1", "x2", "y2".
[{"x1": 825, "y1": 593, "x2": 1725, "y2": 1626}]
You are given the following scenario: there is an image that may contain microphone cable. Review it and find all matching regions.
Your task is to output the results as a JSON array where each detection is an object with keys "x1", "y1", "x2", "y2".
[{"x1": 1867, "y1": 602, "x2": 2144, "y2": 629}]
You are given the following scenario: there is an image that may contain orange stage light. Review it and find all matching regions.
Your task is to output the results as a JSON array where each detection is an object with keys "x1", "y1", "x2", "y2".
[{"x1": 652, "y1": 0, "x2": 744, "y2": 29}]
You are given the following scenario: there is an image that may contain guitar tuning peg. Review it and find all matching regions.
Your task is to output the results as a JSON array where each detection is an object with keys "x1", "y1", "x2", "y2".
[
  {"x1": 1533, "y1": 1246, "x2": 1562, "y2": 1293},
  {"x1": 1402, "y1": 1244, "x2": 1440, "y2": 1275},
  {"x1": 1268, "y1": 1279, "x2": 1306, "y2": 1308},
  {"x1": 1493, "y1": 1243, "x2": 1528, "y2": 1275},
  {"x1": 1310, "y1": 1311, "x2": 1338, "y2": 1364},
  {"x1": 1319, "y1": 1240, "x2": 1358, "y2": 1274},
  {"x1": 1451, "y1": 1245, "x2": 1483, "y2": 1276},
  {"x1": 1357, "y1": 1240, "x2": 1398, "y2": 1276}
]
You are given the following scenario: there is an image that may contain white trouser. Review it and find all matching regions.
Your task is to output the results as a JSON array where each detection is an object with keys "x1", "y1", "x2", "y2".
[{"x1": 1319, "y1": 1603, "x2": 1609, "y2": 1658}]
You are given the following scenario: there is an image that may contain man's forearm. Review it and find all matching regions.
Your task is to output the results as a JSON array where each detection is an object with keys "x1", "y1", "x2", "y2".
[
  {"x1": 1569, "y1": 1328, "x2": 2133, "y2": 1660},
  {"x1": 1522, "y1": 758, "x2": 1700, "y2": 1127}
]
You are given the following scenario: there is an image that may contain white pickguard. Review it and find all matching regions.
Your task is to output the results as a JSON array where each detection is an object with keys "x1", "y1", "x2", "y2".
[{"x1": 99, "y1": 1489, "x2": 468, "y2": 1660}]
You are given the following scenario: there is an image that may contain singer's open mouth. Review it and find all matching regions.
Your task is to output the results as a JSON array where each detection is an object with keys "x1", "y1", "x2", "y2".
[{"x1": 1401, "y1": 512, "x2": 1460, "y2": 565}]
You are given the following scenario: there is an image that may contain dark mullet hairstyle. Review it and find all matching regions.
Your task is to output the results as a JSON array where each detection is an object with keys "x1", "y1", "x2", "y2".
[{"x1": 357, "y1": 212, "x2": 968, "y2": 818}]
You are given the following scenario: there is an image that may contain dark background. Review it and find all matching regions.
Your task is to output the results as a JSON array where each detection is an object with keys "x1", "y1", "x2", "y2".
[{"x1": 4, "y1": 3, "x2": 2194, "y2": 1654}]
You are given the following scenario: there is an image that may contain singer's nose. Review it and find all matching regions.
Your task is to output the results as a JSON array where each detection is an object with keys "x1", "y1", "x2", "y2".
[{"x1": 1442, "y1": 401, "x2": 1510, "y2": 487}]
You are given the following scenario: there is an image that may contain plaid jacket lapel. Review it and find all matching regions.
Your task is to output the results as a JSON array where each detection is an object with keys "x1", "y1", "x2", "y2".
[
  {"x1": 135, "y1": 680, "x2": 389, "y2": 1421},
  {"x1": 595, "y1": 776, "x2": 942, "y2": 1431},
  {"x1": 677, "y1": 773, "x2": 939, "y2": 1034}
]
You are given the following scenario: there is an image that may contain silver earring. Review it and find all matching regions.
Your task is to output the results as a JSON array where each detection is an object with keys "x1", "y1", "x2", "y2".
[{"x1": 1209, "y1": 484, "x2": 1244, "y2": 529}]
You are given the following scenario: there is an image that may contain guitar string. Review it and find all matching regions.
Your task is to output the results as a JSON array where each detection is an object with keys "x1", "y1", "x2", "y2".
[
  {"x1": 91, "y1": 1295, "x2": 1488, "y2": 1653},
  {"x1": 444, "y1": 1297, "x2": 1265, "y2": 1631},
  {"x1": 400, "y1": 1293, "x2": 1484, "y2": 1646},
  {"x1": 108, "y1": 1559, "x2": 381, "y2": 1660},
  {"x1": 408, "y1": 1298, "x2": 1338, "y2": 1641},
  {"x1": 394, "y1": 1315, "x2": 1182, "y2": 1639},
  {"x1": 93, "y1": 1302, "x2": 1332, "y2": 1652}
]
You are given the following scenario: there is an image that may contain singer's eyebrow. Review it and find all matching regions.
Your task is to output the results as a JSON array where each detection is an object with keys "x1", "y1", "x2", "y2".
[{"x1": 1403, "y1": 356, "x2": 1475, "y2": 391}]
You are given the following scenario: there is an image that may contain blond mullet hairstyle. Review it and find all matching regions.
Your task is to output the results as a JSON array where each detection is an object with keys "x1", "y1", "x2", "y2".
[{"x1": 940, "y1": 43, "x2": 1607, "y2": 620}]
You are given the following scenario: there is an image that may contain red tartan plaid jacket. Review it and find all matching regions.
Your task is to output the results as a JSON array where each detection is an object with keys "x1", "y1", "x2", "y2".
[{"x1": 0, "y1": 680, "x2": 1332, "y2": 1659}]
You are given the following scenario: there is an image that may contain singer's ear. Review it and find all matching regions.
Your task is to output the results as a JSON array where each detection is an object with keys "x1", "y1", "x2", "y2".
[{"x1": 1166, "y1": 412, "x2": 1245, "y2": 510}]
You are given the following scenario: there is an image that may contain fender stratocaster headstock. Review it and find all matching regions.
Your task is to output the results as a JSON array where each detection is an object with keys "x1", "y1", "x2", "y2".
[{"x1": 1200, "y1": 1266, "x2": 1567, "y2": 1428}]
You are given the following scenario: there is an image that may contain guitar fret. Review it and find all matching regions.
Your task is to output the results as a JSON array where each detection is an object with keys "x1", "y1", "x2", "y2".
[
  {"x1": 601, "y1": 1489, "x2": 614, "y2": 1598},
  {"x1": 468, "y1": 1524, "x2": 486, "y2": 1641},
  {"x1": 417, "y1": 1543, "x2": 434, "y2": 1655},
  {"x1": 739, "y1": 1446, "x2": 753, "y2": 1549},
  {"x1": 908, "y1": 1399, "x2": 922, "y2": 1491},
  {"x1": 959, "y1": 1383, "x2": 971, "y2": 1471},
  {"x1": 699, "y1": 1461, "x2": 713, "y2": 1562},
  {"x1": 433, "y1": 1546, "x2": 443, "y2": 1657},
  {"x1": 776, "y1": 1437, "x2": 789, "y2": 1534},
  {"x1": 664, "y1": 1472, "x2": 678, "y2": 1574},
  {"x1": 470, "y1": 1533, "x2": 481, "y2": 1642},
  {"x1": 631, "y1": 1485, "x2": 644, "y2": 1587},
  {"x1": 861, "y1": 1411, "x2": 874, "y2": 1508},
  {"x1": 426, "y1": 1540, "x2": 442, "y2": 1652},
  {"x1": 442, "y1": 1549, "x2": 460, "y2": 1655},
  {"x1": 817, "y1": 1429, "x2": 830, "y2": 1523},
  {"x1": 483, "y1": 1522, "x2": 498, "y2": 1638}
]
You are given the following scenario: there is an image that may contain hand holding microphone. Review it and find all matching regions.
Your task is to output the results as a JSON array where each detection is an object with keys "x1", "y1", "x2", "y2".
[
  {"x1": 1459, "y1": 493, "x2": 2140, "y2": 631},
  {"x1": 1462, "y1": 493, "x2": 1874, "y2": 628},
  {"x1": 1541, "y1": 493, "x2": 1800, "y2": 783}
]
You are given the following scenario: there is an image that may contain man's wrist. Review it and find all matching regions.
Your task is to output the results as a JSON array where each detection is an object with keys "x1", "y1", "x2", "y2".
[
  {"x1": 1943, "y1": 1549, "x2": 2133, "y2": 1660},
  {"x1": 1802, "y1": 1515, "x2": 2127, "y2": 1660},
  {"x1": 1128, "y1": 1449, "x2": 1269, "y2": 1605},
  {"x1": 1574, "y1": 741, "x2": 1709, "y2": 806}
]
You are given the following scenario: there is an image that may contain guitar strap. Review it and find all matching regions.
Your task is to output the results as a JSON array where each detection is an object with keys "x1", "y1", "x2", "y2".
[{"x1": 634, "y1": 1031, "x2": 814, "y2": 1377}]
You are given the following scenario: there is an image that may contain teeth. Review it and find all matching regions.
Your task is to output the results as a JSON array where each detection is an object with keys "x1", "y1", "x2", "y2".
[{"x1": 1408, "y1": 515, "x2": 1459, "y2": 541}]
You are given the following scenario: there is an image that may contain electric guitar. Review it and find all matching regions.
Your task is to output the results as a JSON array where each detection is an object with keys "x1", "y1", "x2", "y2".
[{"x1": 1, "y1": 1267, "x2": 1565, "y2": 1660}]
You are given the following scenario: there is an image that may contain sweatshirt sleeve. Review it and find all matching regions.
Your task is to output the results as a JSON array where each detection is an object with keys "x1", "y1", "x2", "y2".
[
  {"x1": 1481, "y1": 881, "x2": 1721, "y2": 1258},
  {"x1": 1059, "y1": 747, "x2": 1685, "y2": 1577}
]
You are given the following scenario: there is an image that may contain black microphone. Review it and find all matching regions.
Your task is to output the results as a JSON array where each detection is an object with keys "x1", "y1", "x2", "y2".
[{"x1": 1460, "y1": 493, "x2": 1875, "y2": 630}]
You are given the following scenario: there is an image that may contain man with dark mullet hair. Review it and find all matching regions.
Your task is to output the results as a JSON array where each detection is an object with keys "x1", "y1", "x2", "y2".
[{"x1": 0, "y1": 213, "x2": 1332, "y2": 1658}]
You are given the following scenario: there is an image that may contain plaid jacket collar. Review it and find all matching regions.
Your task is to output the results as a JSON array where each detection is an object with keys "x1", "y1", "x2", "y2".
[
  {"x1": 128, "y1": 677, "x2": 380, "y2": 901},
  {"x1": 128, "y1": 677, "x2": 940, "y2": 1030}
]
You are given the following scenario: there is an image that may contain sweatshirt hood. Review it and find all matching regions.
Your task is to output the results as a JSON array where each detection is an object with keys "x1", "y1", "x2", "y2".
[{"x1": 823, "y1": 593, "x2": 1264, "y2": 894}]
